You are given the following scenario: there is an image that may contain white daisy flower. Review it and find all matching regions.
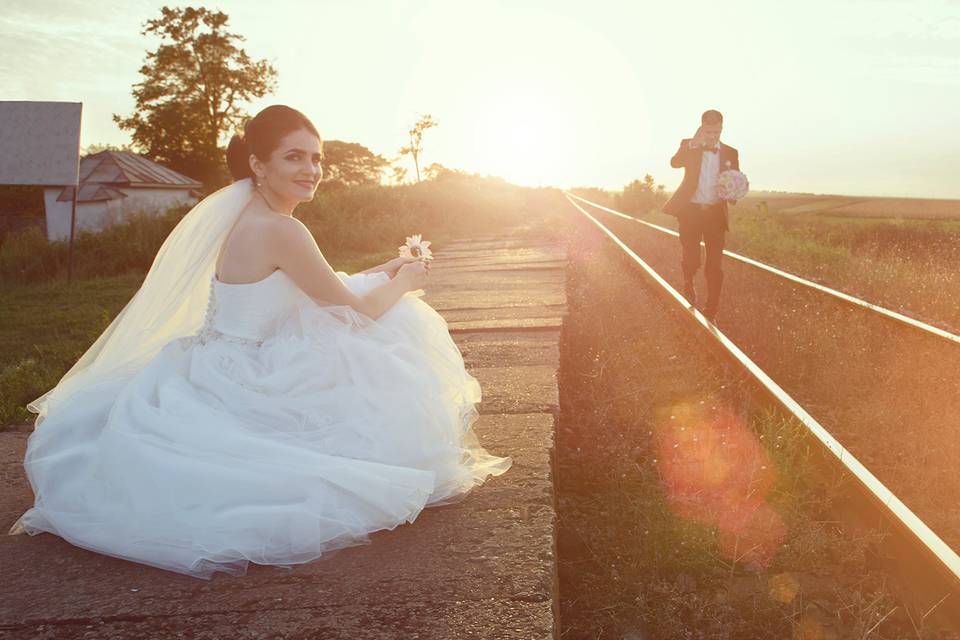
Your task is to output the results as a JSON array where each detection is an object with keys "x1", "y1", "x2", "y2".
[{"x1": 398, "y1": 234, "x2": 433, "y2": 259}]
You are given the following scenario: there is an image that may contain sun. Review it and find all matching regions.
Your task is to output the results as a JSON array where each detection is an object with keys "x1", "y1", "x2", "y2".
[{"x1": 469, "y1": 94, "x2": 566, "y2": 187}]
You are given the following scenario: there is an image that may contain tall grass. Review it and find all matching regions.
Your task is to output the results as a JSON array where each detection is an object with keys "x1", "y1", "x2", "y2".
[
  {"x1": 0, "y1": 175, "x2": 563, "y2": 287},
  {"x1": 595, "y1": 210, "x2": 960, "y2": 557},
  {"x1": 0, "y1": 177, "x2": 565, "y2": 425},
  {"x1": 557, "y1": 219, "x2": 948, "y2": 638},
  {"x1": 0, "y1": 208, "x2": 187, "y2": 286},
  {"x1": 612, "y1": 198, "x2": 960, "y2": 331}
]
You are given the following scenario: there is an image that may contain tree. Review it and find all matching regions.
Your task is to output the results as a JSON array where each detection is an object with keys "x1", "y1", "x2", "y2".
[
  {"x1": 399, "y1": 114, "x2": 438, "y2": 183},
  {"x1": 114, "y1": 7, "x2": 277, "y2": 187},
  {"x1": 320, "y1": 141, "x2": 388, "y2": 187},
  {"x1": 83, "y1": 142, "x2": 134, "y2": 155},
  {"x1": 424, "y1": 163, "x2": 465, "y2": 181},
  {"x1": 570, "y1": 187, "x2": 617, "y2": 208},
  {"x1": 617, "y1": 175, "x2": 667, "y2": 215},
  {"x1": 389, "y1": 163, "x2": 408, "y2": 185}
]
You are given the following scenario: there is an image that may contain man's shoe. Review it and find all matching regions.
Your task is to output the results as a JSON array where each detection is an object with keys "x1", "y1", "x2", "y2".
[
  {"x1": 702, "y1": 305, "x2": 718, "y2": 323},
  {"x1": 683, "y1": 280, "x2": 696, "y2": 306}
]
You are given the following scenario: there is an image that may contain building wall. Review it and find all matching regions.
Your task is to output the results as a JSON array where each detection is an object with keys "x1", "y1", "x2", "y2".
[
  {"x1": 43, "y1": 187, "x2": 198, "y2": 241},
  {"x1": 43, "y1": 189, "x2": 107, "y2": 241}
]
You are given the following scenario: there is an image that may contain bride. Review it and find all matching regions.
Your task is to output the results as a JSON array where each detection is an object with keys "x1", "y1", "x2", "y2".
[{"x1": 11, "y1": 105, "x2": 511, "y2": 579}]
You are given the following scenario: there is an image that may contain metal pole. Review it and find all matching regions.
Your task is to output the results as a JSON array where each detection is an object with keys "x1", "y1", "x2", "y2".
[
  {"x1": 66, "y1": 110, "x2": 81, "y2": 285},
  {"x1": 67, "y1": 181, "x2": 78, "y2": 284}
]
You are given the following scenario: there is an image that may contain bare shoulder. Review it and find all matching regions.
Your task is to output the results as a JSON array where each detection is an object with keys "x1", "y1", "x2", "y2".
[
  {"x1": 282, "y1": 216, "x2": 316, "y2": 246},
  {"x1": 254, "y1": 213, "x2": 308, "y2": 243},
  {"x1": 260, "y1": 216, "x2": 319, "y2": 261}
]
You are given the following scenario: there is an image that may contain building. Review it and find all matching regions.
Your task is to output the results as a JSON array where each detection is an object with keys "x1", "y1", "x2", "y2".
[{"x1": 43, "y1": 151, "x2": 202, "y2": 241}]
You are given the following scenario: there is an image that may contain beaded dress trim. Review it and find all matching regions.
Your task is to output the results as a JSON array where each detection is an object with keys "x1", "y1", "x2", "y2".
[{"x1": 189, "y1": 277, "x2": 265, "y2": 348}]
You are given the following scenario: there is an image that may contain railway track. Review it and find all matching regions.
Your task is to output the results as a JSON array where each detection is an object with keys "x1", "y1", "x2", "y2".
[
  {"x1": 564, "y1": 192, "x2": 960, "y2": 630},
  {"x1": 565, "y1": 192, "x2": 960, "y2": 345}
]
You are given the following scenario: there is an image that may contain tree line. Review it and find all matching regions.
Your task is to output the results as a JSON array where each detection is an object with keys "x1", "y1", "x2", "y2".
[{"x1": 112, "y1": 6, "x2": 436, "y2": 191}]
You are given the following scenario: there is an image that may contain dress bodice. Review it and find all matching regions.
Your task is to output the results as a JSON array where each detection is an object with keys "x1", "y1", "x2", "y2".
[
  {"x1": 199, "y1": 270, "x2": 306, "y2": 345},
  {"x1": 20, "y1": 258, "x2": 510, "y2": 579}
]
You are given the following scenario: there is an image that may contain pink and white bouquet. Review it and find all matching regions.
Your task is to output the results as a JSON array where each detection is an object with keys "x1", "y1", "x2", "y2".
[
  {"x1": 398, "y1": 234, "x2": 433, "y2": 260},
  {"x1": 716, "y1": 166, "x2": 749, "y2": 201}
]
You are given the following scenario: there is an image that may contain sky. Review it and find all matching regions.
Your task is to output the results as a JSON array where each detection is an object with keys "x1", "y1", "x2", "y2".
[{"x1": 1, "y1": 0, "x2": 958, "y2": 198}]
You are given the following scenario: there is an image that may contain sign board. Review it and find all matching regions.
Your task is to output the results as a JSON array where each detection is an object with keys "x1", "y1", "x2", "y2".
[{"x1": 0, "y1": 101, "x2": 82, "y2": 186}]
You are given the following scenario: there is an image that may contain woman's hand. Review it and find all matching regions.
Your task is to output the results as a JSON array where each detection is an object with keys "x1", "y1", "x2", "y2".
[
  {"x1": 383, "y1": 256, "x2": 420, "y2": 278},
  {"x1": 397, "y1": 259, "x2": 429, "y2": 291}
]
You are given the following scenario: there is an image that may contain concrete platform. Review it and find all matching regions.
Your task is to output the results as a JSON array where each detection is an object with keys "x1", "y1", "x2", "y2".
[{"x1": 0, "y1": 231, "x2": 566, "y2": 639}]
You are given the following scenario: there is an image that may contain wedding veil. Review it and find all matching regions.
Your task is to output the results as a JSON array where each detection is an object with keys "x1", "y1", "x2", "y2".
[{"x1": 28, "y1": 178, "x2": 255, "y2": 425}]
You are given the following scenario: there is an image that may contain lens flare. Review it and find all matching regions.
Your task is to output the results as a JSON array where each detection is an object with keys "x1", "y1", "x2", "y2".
[{"x1": 655, "y1": 401, "x2": 787, "y2": 569}]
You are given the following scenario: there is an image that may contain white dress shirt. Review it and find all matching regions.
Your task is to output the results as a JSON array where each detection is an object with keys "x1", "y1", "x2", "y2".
[{"x1": 690, "y1": 141, "x2": 721, "y2": 205}]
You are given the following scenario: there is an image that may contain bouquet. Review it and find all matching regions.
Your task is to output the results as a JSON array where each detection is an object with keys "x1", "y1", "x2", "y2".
[
  {"x1": 398, "y1": 234, "x2": 433, "y2": 259},
  {"x1": 716, "y1": 164, "x2": 749, "y2": 201}
]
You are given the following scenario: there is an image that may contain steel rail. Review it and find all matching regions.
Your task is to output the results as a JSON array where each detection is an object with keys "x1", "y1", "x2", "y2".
[
  {"x1": 565, "y1": 193, "x2": 960, "y2": 608},
  {"x1": 565, "y1": 192, "x2": 960, "y2": 346}
]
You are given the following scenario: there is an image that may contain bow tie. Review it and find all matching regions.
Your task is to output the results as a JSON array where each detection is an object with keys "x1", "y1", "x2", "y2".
[{"x1": 701, "y1": 146, "x2": 719, "y2": 154}]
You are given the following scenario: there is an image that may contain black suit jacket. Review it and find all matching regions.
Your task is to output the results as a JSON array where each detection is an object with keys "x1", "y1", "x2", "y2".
[{"x1": 662, "y1": 139, "x2": 740, "y2": 227}]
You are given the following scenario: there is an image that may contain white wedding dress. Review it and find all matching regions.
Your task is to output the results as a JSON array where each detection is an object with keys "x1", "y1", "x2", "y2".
[{"x1": 15, "y1": 181, "x2": 510, "y2": 579}]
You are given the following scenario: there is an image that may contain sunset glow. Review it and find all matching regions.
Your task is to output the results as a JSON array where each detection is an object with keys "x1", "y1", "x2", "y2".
[
  {"x1": 2, "y1": 0, "x2": 958, "y2": 196},
  {"x1": 469, "y1": 94, "x2": 568, "y2": 186}
]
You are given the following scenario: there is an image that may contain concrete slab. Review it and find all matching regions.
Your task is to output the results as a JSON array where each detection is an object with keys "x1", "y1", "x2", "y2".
[
  {"x1": 474, "y1": 367, "x2": 559, "y2": 416},
  {"x1": 427, "y1": 270, "x2": 565, "y2": 289},
  {"x1": 1, "y1": 414, "x2": 556, "y2": 640},
  {"x1": 448, "y1": 318, "x2": 563, "y2": 334},
  {"x1": 4, "y1": 600, "x2": 553, "y2": 640},
  {"x1": 0, "y1": 233, "x2": 566, "y2": 639},
  {"x1": 456, "y1": 332, "x2": 560, "y2": 369},
  {"x1": 435, "y1": 260, "x2": 566, "y2": 274},
  {"x1": 0, "y1": 427, "x2": 29, "y2": 529},
  {"x1": 427, "y1": 291, "x2": 566, "y2": 312},
  {"x1": 441, "y1": 306, "x2": 565, "y2": 325}
]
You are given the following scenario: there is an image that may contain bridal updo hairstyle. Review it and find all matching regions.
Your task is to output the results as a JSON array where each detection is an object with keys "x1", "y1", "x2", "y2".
[{"x1": 226, "y1": 105, "x2": 321, "y2": 181}]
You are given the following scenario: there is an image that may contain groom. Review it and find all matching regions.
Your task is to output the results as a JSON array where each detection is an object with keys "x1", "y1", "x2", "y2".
[{"x1": 662, "y1": 109, "x2": 740, "y2": 321}]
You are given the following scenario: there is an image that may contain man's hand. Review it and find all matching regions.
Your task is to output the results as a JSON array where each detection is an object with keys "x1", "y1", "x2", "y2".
[{"x1": 689, "y1": 125, "x2": 707, "y2": 149}]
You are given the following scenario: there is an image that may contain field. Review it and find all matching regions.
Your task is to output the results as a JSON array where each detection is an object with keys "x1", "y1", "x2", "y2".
[
  {"x1": 0, "y1": 177, "x2": 565, "y2": 425},
  {"x1": 746, "y1": 192, "x2": 960, "y2": 220},
  {"x1": 591, "y1": 205, "x2": 960, "y2": 549},
  {"x1": 583, "y1": 190, "x2": 960, "y2": 332},
  {"x1": 556, "y1": 217, "x2": 956, "y2": 638},
  {"x1": 1, "y1": 176, "x2": 561, "y2": 287},
  {"x1": 2, "y1": 181, "x2": 957, "y2": 635},
  {"x1": 0, "y1": 254, "x2": 388, "y2": 426}
]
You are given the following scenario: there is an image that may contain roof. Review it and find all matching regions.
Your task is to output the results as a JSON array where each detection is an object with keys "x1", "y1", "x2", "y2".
[
  {"x1": 56, "y1": 184, "x2": 127, "y2": 203},
  {"x1": 54, "y1": 151, "x2": 202, "y2": 203},
  {"x1": 78, "y1": 151, "x2": 202, "y2": 189}
]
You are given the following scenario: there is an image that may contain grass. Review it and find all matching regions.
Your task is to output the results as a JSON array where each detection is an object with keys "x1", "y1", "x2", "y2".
[
  {"x1": 586, "y1": 208, "x2": 960, "y2": 557},
  {"x1": 556, "y1": 216, "x2": 957, "y2": 638},
  {"x1": 0, "y1": 175, "x2": 562, "y2": 287},
  {"x1": 0, "y1": 250, "x2": 395, "y2": 426},
  {"x1": 744, "y1": 191, "x2": 960, "y2": 220},
  {"x1": 0, "y1": 176, "x2": 566, "y2": 425},
  {"x1": 577, "y1": 192, "x2": 960, "y2": 332}
]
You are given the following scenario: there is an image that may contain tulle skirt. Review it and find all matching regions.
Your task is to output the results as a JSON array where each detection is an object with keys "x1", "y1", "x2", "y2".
[{"x1": 17, "y1": 279, "x2": 511, "y2": 578}]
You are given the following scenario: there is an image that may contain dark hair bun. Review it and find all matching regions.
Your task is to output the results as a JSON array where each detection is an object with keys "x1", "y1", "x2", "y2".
[
  {"x1": 225, "y1": 106, "x2": 321, "y2": 183},
  {"x1": 226, "y1": 135, "x2": 254, "y2": 181}
]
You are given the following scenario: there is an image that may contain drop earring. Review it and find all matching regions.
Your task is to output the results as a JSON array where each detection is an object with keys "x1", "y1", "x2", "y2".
[{"x1": 255, "y1": 177, "x2": 281, "y2": 214}]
